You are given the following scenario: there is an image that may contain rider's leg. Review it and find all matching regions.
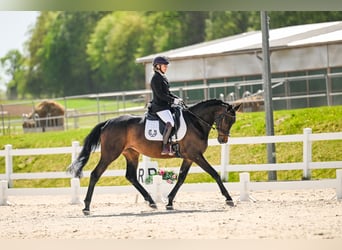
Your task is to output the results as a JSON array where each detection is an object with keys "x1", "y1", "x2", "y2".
[
  {"x1": 157, "y1": 110, "x2": 175, "y2": 156},
  {"x1": 161, "y1": 122, "x2": 174, "y2": 155}
]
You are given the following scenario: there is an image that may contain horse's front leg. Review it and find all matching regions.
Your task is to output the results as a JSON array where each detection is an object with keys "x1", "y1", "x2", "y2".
[
  {"x1": 194, "y1": 154, "x2": 234, "y2": 207},
  {"x1": 124, "y1": 151, "x2": 157, "y2": 208},
  {"x1": 166, "y1": 159, "x2": 192, "y2": 210}
]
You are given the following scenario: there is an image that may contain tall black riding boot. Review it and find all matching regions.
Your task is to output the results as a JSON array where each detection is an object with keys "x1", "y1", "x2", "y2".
[{"x1": 161, "y1": 122, "x2": 174, "y2": 156}]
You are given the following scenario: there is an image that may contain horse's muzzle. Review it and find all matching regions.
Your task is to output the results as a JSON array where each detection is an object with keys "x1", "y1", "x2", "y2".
[{"x1": 217, "y1": 135, "x2": 228, "y2": 144}]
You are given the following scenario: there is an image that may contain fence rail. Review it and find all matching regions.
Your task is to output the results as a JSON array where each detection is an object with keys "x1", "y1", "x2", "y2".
[{"x1": 1, "y1": 128, "x2": 342, "y2": 185}]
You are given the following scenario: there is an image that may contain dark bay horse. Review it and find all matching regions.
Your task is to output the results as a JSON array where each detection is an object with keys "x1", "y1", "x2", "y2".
[{"x1": 67, "y1": 99, "x2": 241, "y2": 215}]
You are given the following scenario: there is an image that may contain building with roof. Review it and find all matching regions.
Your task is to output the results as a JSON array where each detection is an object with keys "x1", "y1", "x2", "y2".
[{"x1": 136, "y1": 21, "x2": 342, "y2": 110}]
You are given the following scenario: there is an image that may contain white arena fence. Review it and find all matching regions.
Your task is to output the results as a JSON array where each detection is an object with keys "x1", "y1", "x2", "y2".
[{"x1": 0, "y1": 128, "x2": 342, "y2": 205}]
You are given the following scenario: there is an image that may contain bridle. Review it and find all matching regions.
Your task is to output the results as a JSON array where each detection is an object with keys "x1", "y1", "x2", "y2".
[
  {"x1": 186, "y1": 105, "x2": 235, "y2": 136},
  {"x1": 214, "y1": 111, "x2": 236, "y2": 136}
]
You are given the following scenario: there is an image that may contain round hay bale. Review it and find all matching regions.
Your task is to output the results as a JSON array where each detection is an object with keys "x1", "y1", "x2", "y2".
[{"x1": 34, "y1": 100, "x2": 65, "y2": 117}]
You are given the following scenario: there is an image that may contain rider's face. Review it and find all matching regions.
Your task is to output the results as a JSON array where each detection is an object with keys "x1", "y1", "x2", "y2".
[{"x1": 160, "y1": 64, "x2": 168, "y2": 73}]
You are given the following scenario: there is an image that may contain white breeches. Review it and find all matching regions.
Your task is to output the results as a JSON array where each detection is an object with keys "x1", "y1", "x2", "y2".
[{"x1": 156, "y1": 110, "x2": 174, "y2": 127}]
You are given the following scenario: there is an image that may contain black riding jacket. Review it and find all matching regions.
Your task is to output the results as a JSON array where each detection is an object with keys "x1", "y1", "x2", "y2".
[{"x1": 150, "y1": 71, "x2": 179, "y2": 113}]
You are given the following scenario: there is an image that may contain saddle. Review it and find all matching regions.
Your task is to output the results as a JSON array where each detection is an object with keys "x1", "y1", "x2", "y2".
[{"x1": 144, "y1": 106, "x2": 187, "y2": 142}]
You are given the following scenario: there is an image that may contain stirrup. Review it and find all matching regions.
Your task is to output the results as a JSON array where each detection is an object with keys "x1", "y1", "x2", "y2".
[
  {"x1": 161, "y1": 144, "x2": 175, "y2": 156},
  {"x1": 167, "y1": 150, "x2": 175, "y2": 156}
]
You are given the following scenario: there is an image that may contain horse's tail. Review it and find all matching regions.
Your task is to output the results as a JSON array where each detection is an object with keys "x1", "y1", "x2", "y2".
[{"x1": 67, "y1": 120, "x2": 107, "y2": 178}]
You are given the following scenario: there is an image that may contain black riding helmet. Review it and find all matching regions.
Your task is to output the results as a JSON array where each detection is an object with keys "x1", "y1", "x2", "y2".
[{"x1": 152, "y1": 56, "x2": 169, "y2": 66}]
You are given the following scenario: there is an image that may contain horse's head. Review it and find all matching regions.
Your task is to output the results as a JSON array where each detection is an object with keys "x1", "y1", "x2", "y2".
[{"x1": 215, "y1": 103, "x2": 241, "y2": 144}]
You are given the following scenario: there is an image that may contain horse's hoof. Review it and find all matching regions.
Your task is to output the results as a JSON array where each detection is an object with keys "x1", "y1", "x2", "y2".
[
  {"x1": 82, "y1": 209, "x2": 90, "y2": 216},
  {"x1": 226, "y1": 200, "x2": 235, "y2": 207},
  {"x1": 166, "y1": 205, "x2": 174, "y2": 210},
  {"x1": 149, "y1": 203, "x2": 157, "y2": 209}
]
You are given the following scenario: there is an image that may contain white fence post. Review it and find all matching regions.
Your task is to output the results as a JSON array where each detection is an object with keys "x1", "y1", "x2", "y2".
[
  {"x1": 71, "y1": 141, "x2": 80, "y2": 163},
  {"x1": 140, "y1": 155, "x2": 150, "y2": 183},
  {"x1": 135, "y1": 156, "x2": 158, "y2": 203},
  {"x1": 220, "y1": 143, "x2": 229, "y2": 182},
  {"x1": 239, "y1": 172, "x2": 250, "y2": 201},
  {"x1": 152, "y1": 175, "x2": 163, "y2": 203},
  {"x1": 70, "y1": 178, "x2": 81, "y2": 204},
  {"x1": 336, "y1": 169, "x2": 342, "y2": 200},
  {"x1": 137, "y1": 156, "x2": 158, "y2": 183},
  {"x1": 0, "y1": 180, "x2": 9, "y2": 205},
  {"x1": 303, "y1": 128, "x2": 312, "y2": 180},
  {"x1": 5, "y1": 144, "x2": 13, "y2": 188}
]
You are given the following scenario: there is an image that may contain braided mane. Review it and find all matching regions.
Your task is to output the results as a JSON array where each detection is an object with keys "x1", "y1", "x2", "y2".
[{"x1": 189, "y1": 99, "x2": 228, "y2": 113}]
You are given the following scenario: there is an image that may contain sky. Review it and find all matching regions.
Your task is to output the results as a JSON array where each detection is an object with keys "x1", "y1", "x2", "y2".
[{"x1": 0, "y1": 11, "x2": 39, "y2": 90}]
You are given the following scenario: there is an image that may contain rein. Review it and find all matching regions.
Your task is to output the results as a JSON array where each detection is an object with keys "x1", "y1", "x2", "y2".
[
  {"x1": 185, "y1": 108, "x2": 215, "y2": 130},
  {"x1": 185, "y1": 107, "x2": 235, "y2": 135}
]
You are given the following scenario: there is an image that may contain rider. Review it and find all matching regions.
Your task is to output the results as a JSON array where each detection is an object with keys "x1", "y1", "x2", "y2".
[{"x1": 150, "y1": 56, "x2": 183, "y2": 156}]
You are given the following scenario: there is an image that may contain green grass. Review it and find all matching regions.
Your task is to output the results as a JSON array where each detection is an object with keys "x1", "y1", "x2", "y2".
[
  {"x1": 61, "y1": 98, "x2": 145, "y2": 111},
  {"x1": 1, "y1": 105, "x2": 341, "y2": 188}
]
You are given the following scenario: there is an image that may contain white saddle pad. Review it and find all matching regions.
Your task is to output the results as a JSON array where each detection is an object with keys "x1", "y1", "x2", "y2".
[{"x1": 144, "y1": 111, "x2": 187, "y2": 141}]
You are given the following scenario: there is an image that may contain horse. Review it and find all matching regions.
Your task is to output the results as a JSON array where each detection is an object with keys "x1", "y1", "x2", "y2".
[{"x1": 67, "y1": 99, "x2": 241, "y2": 215}]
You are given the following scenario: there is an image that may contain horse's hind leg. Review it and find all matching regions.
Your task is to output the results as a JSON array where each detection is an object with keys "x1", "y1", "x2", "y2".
[
  {"x1": 166, "y1": 159, "x2": 192, "y2": 210},
  {"x1": 83, "y1": 157, "x2": 113, "y2": 215},
  {"x1": 123, "y1": 149, "x2": 157, "y2": 208}
]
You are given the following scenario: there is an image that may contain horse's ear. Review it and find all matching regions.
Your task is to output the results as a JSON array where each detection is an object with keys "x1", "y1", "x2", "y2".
[{"x1": 233, "y1": 103, "x2": 242, "y2": 112}]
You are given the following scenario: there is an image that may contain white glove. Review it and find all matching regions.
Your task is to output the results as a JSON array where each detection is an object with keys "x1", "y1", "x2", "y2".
[{"x1": 173, "y1": 98, "x2": 183, "y2": 105}]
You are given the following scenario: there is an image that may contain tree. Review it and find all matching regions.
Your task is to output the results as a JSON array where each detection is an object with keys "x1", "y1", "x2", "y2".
[
  {"x1": 205, "y1": 11, "x2": 259, "y2": 40},
  {"x1": 179, "y1": 11, "x2": 209, "y2": 45},
  {"x1": 268, "y1": 11, "x2": 342, "y2": 29},
  {"x1": 26, "y1": 11, "x2": 59, "y2": 98},
  {"x1": 27, "y1": 11, "x2": 108, "y2": 97},
  {"x1": 139, "y1": 11, "x2": 208, "y2": 55},
  {"x1": 87, "y1": 11, "x2": 145, "y2": 91},
  {"x1": 0, "y1": 50, "x2": 26, "y2": 99}
]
